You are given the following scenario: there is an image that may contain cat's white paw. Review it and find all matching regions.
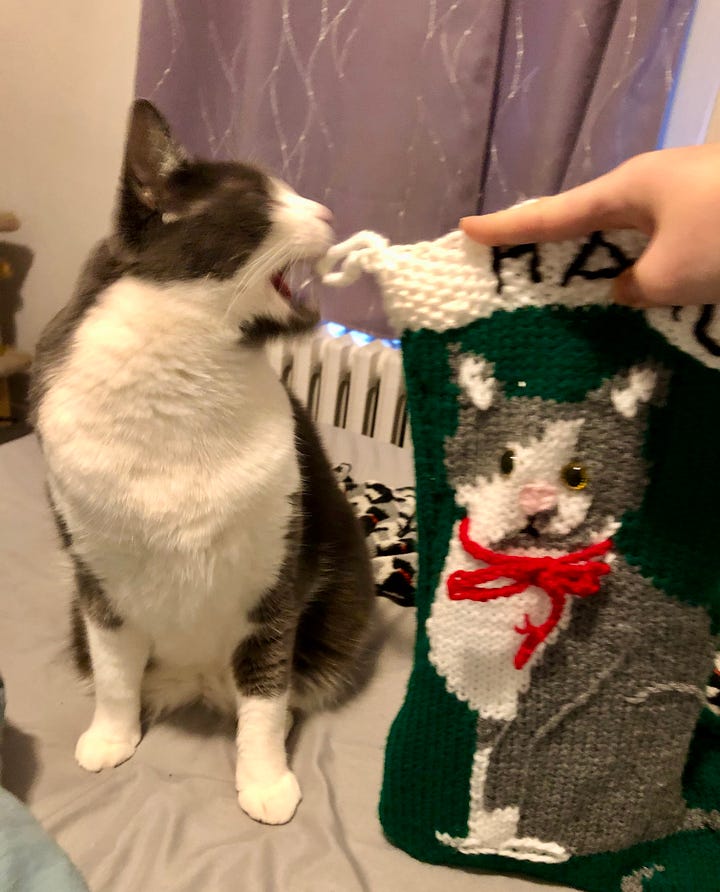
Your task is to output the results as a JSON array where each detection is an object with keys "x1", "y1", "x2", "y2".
[
  {"x1": 75, "y1": 727, "x2": 140, "y2": 772},
  {"x1": 237, "y1": 771, "x2": 301, "y2": 825}
]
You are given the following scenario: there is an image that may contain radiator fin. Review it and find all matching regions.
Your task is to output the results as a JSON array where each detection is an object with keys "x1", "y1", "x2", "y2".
[{"x1": 266, "y1": 327, "x2": 409, "y2": 448}]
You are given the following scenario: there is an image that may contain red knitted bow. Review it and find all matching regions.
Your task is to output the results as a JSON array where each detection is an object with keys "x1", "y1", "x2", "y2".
[{"x1": 447, "y1": 517, "x2": 612, "y2": 669}]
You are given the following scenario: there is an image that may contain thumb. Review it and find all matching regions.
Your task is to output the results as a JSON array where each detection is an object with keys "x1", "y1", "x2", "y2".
[
  {"x1": 611, "y1": 238, "x2": 676, "y2": 307},
  {"x1": 610, "y1": 267, "x2": 647, "y2": 306}
]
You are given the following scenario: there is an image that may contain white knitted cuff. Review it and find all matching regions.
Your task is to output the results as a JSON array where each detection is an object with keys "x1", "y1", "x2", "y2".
[{"x1": 319, "y1": 228, "x2": 720, "y2": 370}]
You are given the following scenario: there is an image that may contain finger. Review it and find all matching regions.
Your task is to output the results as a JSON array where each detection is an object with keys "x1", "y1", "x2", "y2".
[
  {"x1": 460, "y1": 170, "x2": 641, "y2": 246},
  {"x1": 610, "y1": 240, "x2": 680, "y2": 308},
  {"x1": 610, "y1": 269, "x2": 652, "y2": 307}
]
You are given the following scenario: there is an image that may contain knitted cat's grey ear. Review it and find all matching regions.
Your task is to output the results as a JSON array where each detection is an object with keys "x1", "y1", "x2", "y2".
[
  {"x1": 123, "y1": 99, "x2": 187, "y2": 212},
  {"x1": 590, "y1": 363, "x2": 666, "y2": 420},
  {"x1": 611, "y1": 367, "x2": 658, "y2": 419},
  {"x1": 457, "y1": 356, "x2": 496, "y2": 411}
]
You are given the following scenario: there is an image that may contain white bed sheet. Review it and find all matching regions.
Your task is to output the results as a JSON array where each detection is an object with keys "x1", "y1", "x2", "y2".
[{"x1": 0, "y1": 429, "x2": 564, "y2": 892}]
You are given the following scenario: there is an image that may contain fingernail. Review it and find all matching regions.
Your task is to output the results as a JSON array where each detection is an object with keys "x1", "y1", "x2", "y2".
[{"x1": 509, "y1": 197, "x2": 540, "y2": 210}]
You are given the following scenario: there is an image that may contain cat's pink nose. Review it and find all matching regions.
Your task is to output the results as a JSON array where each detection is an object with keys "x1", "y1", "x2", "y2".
[
  {"x1": 519, "y1": 483, "x2": 558, "y2": 517},
  {"x1": 316, "y1": 204, "x2": 334, "y2": 224}
]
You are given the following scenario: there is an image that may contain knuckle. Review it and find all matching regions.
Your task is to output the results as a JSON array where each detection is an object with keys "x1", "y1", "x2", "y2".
[{"x1": 621, "y1": 151, "x2": 661, "y2": 178}]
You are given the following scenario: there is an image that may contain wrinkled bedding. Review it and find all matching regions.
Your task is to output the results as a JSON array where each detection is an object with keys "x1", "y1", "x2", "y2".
[
  {"x1": 0, "y1": 428, "x2": 563, "y2": 892},
  {"x1": 1, "y1": 679, "x2": 89, "y2": 891}
]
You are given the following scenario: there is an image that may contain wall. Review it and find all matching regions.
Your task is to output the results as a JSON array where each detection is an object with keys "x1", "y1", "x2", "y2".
[{"x1": 0, "y1": 0, "x2": 142, "y2": 353}]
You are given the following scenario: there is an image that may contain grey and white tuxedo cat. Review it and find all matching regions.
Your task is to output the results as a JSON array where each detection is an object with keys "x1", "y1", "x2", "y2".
[
  {"x1": 427, "y1": 352, "x2": 714, "y2": 861},
  {"x1": 31, "y1": 100, "x2": 374, "y2": 825}
]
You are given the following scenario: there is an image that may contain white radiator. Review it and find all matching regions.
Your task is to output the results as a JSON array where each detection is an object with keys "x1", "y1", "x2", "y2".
[{"x1": 266, "y1": 325, "x2": 410, "y2": 448}]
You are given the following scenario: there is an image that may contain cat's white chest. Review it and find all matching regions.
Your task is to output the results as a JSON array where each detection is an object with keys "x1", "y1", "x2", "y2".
[
  {"x1": 427, "y1": 523, "x2": 572, "y2": 721},
  {"x1": 41, "y1": 278, "x2": 298, "y2": 539},
  {"x1": 39, "y1": 277, "x2": 300, "y2": 663}
]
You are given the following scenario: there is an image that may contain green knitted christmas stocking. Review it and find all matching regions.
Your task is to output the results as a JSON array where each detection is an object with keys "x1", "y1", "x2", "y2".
[{"x1": 321, "y1": 229, "x2": 720, "y2": 891}]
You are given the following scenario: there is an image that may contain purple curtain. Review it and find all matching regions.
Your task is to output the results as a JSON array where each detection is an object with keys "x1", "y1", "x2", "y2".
[{"x1": 136, "y1": 0, "x2": 693, "y2": 338}]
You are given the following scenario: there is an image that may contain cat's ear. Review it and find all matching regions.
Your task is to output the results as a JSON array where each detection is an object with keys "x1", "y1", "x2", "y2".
[
  {"x1": 123, "y1": 99, "x2": 187, "y2": 212},
  {"x1": 457, "y1": 355, "x2": 496, "y2": 411},
  {"x1": 611, "y1": 367, "x2": 658, "y2": 419},
  {"x1": 594, "y1": 363, "x2": 667, "y2": 420}
]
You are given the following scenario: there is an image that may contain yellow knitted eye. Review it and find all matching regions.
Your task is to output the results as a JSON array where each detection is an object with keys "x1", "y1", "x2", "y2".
[
  {"x1": 561, "y1": 463, "x2": 588, "y2": 490},
  {"x1": 500, "y1": 450, "x2": 515, "y2": 476}
]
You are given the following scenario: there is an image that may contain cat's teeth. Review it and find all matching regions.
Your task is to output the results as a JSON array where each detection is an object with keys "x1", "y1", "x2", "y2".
[{"x1": 285, "y1": 261, "x2": 319, "y2": 307}]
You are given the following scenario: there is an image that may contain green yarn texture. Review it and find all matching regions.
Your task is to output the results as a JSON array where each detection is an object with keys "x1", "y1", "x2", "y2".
[{"x1": 380, "y1": 305, "x2": 720, "y2": 891}]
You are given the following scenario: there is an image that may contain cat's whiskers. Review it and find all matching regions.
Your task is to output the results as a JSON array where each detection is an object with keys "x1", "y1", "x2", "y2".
[
  {"x1": 222, "y1": 243, "x2": 289, "y2": 323},
  {"x1": 224, "y1": 243, "x2": 307, "y2": 324}
]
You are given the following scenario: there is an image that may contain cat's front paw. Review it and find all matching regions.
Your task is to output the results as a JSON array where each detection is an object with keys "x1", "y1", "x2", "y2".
[
  {"x1": 75, "y1": 727, "x2": 141, "y2": 772},
  {"x1": 237, "y1": 771, "x2": 302, "y2": 824}
]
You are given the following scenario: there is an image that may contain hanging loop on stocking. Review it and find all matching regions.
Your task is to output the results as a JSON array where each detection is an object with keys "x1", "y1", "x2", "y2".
[{"x1": 317, "y1": 231, "x2": 390, "y2": 286}]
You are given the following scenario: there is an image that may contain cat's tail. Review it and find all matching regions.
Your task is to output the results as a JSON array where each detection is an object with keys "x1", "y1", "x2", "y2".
[
  {"x1": 140, "y1": 610, "x2": 379, "y2": 717},
  {"x1": 289, "y1": 579, "x2": 378, "y2": 714},
  {"x1": 285, "y1": 388, "x2": 379, "y2": 713}
]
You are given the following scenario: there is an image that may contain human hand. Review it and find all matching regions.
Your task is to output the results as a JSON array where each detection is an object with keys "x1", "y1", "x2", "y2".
[{"x1": 460, "y1": 145, "x2": 720, "y2": 307}]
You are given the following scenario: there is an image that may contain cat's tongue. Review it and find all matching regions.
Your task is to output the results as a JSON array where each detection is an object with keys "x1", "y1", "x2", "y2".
[
  {"x1": 271, "y1": 270, "x2": 293, "y2": 301},
  {"x1": 271, "y1": 263, "x2": 317, "y2": 307}
]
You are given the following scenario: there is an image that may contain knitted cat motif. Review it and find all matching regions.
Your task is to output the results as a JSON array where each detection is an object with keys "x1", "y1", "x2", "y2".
[
  {"x1": 321, "y1": 228, "x2": 720, "y2": 888},
  {"x1": 426, "y1": 352, "x2": 713, "y2": 862}
]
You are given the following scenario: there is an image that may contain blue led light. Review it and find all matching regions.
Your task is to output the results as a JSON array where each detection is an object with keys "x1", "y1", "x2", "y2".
[
  {"x1": 349, "y1": 330, "x2": 374, "y2": 346},
  {"x1": 323, "y1": 321, "x2": 347, "y2": 338},
  {"x1": 322, "y1": 321, "x2": 400, "y2": 350}
]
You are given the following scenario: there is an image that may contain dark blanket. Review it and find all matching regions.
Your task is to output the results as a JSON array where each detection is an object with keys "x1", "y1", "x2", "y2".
[{"x1": 335, "y1": 466, "x2": 417, "y2": 607}]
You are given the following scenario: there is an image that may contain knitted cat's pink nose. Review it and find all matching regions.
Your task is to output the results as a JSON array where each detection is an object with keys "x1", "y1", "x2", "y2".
[{"x1": 519, "y1": 483, "x2": 558, "y2": 516}]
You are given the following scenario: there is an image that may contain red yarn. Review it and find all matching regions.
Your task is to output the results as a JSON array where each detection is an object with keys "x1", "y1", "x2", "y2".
[{"x1": 448, "y1": 518, "x2": 612, "y2": 669}]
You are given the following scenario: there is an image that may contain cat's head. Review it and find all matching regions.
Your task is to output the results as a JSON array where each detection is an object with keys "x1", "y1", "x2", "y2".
[
  {"x1": 445, "y1": 352, "x2": 666, "y2": 551},
  {"x1": 112, "y1": 99, "x2": 333, "y2": 342}
]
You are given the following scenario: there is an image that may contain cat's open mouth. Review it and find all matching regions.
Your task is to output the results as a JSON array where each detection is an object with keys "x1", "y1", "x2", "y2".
[
  {"x1": 270, "y1": 261, "x2": 319, "y2": 309},
  {"x1": 271, "y1": 269, "x2": 293, "y2": 301},
  {"x1": 521, "y1": 522, "x2": 541, "y2": 539},
  {"x1": 262, "y1": 260, "x2": 322, "y2": 334},
  {"x1": 520, "y1": 511, "x2": 558, "y2": 540}
]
